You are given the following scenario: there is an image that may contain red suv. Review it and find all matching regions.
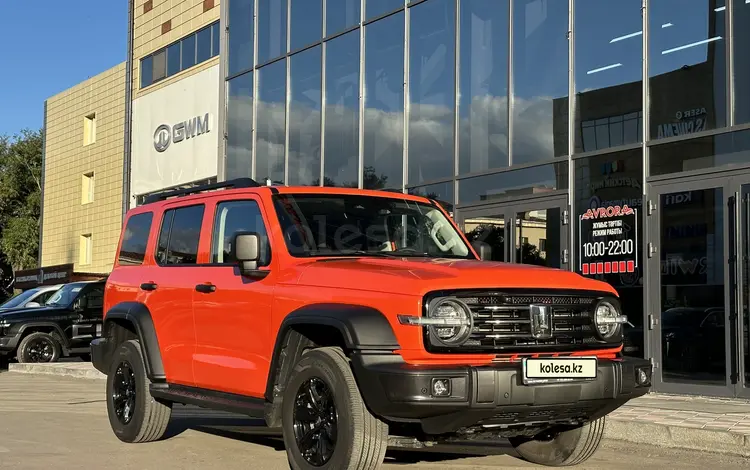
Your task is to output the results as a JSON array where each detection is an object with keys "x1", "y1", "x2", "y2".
[{"x1": 91, "y1": 178, "x2": 651, "y2": 469}]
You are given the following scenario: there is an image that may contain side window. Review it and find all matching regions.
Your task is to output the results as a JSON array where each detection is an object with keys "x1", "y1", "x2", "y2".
[
  {"x1": 37, "y1": 291, "x2": 56, "y2": 304},
  {"x1": 118, "y1": 212, "x2": 154, "y2": 266},
  {"x1": 156, "y1": 205, "x2": 205, "y2": 265},
  {"x1": 83, "y1": 286, "x2": 104, "y2": 310},
  {"x1": 211, "y1": 200, "x2": 271, "y2": 265}
]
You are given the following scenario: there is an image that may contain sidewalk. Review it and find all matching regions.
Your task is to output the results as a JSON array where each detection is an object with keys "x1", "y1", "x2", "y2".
[
  {"x1": 606, "y1": 393, "x2": 750, "y2": 457},
  {"x1": 5, "y1": 363, "x2": 750, "y2": 456}
]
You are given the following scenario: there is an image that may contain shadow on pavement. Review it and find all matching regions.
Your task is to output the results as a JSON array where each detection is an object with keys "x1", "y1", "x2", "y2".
[{"x1": 164, "y1": 406, "x2": 517, "y2": 465}]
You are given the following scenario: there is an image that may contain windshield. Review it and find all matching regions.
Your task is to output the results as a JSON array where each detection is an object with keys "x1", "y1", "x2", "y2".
[
  {"x1": 0, "y1": 288, "x2": 40, "y2": 309},
  {"x1": 45, "y1": 283, "x2": 84, "y2": 307},
  {"x1": 272, "y1": 194, "x2": 473, "y2": 259}
]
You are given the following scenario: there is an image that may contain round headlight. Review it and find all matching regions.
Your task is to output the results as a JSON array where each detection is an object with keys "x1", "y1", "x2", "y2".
[
  {"x1": 594, "y1": 299, "x2": 621, "y2": 339},
  {"x1": 428, "y1": 298, "x2": 472, "y2": 345}
]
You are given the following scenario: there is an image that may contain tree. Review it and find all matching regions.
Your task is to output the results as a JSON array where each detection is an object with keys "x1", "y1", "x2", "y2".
[{"x1": 0, "y1": 128, "x2": 43, "y2": 274}]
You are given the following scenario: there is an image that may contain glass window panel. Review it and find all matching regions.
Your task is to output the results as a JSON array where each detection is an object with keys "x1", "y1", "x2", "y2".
[
  {"x1": 182, "y1": 34, "x2": 196, "y2": 69},
  {"x1": 167, "y1": 43, "x2": 181, "y2": 76},
  {"x1": 364, "y1": 12, "x2": 404, "y2": 190},
  {"x1": 366, "y1": 0, "x2": 403, "y2": 20},
  {"x1": 291, "y1": 0, "x2": 322, "y2": 51},
  {"x1": 212, "y1": 22, "x2": 220, "y2": 57},
  {"x1": 258, "y1": 0, "x2": 288, "y2": 63},
  {"x1": 458, "y1": 0, "x2": 509, "y2": 175},
  {"x1": 512, "y1": 0, "x2": 569, "y2": 164},
  {"x1": 649, "y1": 0, "x2": 726, "y2": 139},
  {"x1": 197, "y1": 26, "x2": 212, "y2": 63},
  {"x1": 659, "y1": 188, "x2": 725, "y2": 384},
  {"x1": 226, "y1": 72, "x2": 254, "y2": 179},
  {"x1": 141, "y1": 56, "x2": 153, "y2": 88},
  {"x1": 164, "y1": 205, "x2": 205, "y2": 265},
  {"x1": 574, "y1": 0, "x2": 642, "y2": 154},
  {"x1": 152, "y1": 49, "x2": 166, "y2": 82},
  {"x1": 649, "y1": 129, "x2": 750, "y2": 176},
  {"x1": 119, "y1": 212, "x2": 153, "y2": 266},
  {"x1": 229, "y1": 0, "x2": 253, "y2": 74},
  {"x1": 211, "y1": 201, "x2": 270, "y2": 265},
  {"x1": 733, "y1": 0, "x2": 750, "y2": 123},
  {"x1": 574, "y1": 149, "x2": 644, "y2": 356},
  {"x1": 458, "y1": 162, "x2": 568, "y2": 204},
  {"x1": 256, "y1": 60, "x2": 287, "y2": 184},
  {"x1": 326, "y1": 0, "x2": 360, "y2": 36},
  {"x1": 324, "y1": 31, "x2": 360, "y2": 187},
  {"x1": 408, "y1": 0, "x2": 455, "y2": 185},
  {"x1": 289, "y1": 46, "x2": 322, "y2": 186}
]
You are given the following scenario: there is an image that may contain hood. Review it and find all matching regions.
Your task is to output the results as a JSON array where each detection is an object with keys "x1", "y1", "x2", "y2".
[
  {"x1": 293, "y1": 257, "x2": 617, "y2": 297},
  {"x1": 0, "y1": 305, "x2": 67, "y2": 322}
]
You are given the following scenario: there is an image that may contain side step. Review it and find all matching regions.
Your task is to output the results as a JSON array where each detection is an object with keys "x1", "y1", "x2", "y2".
[{"x1": 149, "y1": 383, "x2": 267, "y2": 419}]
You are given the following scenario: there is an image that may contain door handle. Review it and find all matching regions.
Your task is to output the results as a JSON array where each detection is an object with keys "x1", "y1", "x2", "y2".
[
  {"x1": 195, "y1": 283, "x2": 216, "y2": 294},
  {"x1": 140, "y1": 282, "x2": 158, "y2": 291}
]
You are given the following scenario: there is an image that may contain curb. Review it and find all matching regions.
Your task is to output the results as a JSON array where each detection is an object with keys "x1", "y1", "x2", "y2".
[
  {"x1": 605, "y1": 418, "x2": 750, "y2": 458},
  {"x1": 7, "y1": 363, "x2": 106, "y2": 380}
]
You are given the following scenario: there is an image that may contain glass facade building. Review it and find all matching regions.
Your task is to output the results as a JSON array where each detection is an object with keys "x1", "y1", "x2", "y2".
[{"x1": 223, "y1": 0, "x2": 750, "y2": 399}]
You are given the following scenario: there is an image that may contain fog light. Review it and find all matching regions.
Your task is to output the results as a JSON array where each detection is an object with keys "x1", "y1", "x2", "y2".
[
  {"x1": 636, "y1": 367, "x2": 652, "y2": 386},
  {"x1": 431, "y1": 378, "x2": 451, "y2": 397}
]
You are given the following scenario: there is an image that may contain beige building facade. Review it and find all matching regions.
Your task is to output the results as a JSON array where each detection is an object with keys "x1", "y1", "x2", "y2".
[{"x1": 40, "y1": 63, "x2": 127, "y2": 275}]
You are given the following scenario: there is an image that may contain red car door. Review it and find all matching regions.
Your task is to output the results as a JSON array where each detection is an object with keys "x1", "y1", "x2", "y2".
[
  {"x1": 143, "y1": 203, "x2": 206, "y2": 387},
  {"x1": 191, "y1": 196, "x2": 276, "y2": 397}
]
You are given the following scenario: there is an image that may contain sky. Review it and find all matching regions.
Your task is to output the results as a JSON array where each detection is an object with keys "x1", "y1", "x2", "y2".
[{"x1": 0, "y1": 2, "x2": 126, "y2": 137}]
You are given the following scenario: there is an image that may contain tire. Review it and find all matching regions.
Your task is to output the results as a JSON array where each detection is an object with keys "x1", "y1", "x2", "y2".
[
  {"x1": 281, "y1": 346, "x2": 388, "y2": 470},
  {"x1": 106, "y1": 340, "x2": 172, "y2": 443},
  {"x1": 16, "y1": 332, "x2": 62, "y2": 363},
  {"x1": 508, "y1": 416, "x2": 606, "y2": 467}
]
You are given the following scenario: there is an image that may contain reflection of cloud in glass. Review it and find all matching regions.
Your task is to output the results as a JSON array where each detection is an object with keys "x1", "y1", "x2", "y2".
[
  {"x1": 226, "y1": 91, "x2": 557, "y2": 186},
  {"x1": 227, "y1": 87, "x2": 554, "y2": 187}
]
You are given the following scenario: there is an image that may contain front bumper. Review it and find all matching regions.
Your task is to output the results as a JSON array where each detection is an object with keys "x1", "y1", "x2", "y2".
[
  {"x1": 0, "y1": 332, "x2": 22, "y2": 354},
  {"x1": 351, "y1": 352, "x2": 652, "y2": 435}
]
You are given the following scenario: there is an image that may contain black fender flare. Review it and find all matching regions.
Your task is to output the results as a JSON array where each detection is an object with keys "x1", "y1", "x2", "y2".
[
  {"x1": 18, "y1": 323, "x2": 70, "y2": 348},
  {"x1": 264, "y1": 303, "x2": 400, "y2": 403},
  {"x1": 103, "y1": 302, "x2": 165, "y2": 381}
]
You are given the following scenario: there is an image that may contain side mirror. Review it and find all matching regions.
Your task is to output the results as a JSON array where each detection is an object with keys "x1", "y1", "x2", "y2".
[
  {"x1": 73, "y1": 298, "x2": 84, "y2": 311},
  {"x1": 234, "y1": 232, "x2": 266, "y2": 277},
  {"x1": 472, "y1": 241, "x2": 492, "y2": 261},
  {"x1": 25, "y1": 302, "x2": 41, "y2": 308}
]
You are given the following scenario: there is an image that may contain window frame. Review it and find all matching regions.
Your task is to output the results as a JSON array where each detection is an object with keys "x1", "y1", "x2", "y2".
[
  {"x1": 154, "y1": 203, "x2": 206, "y2": 267},
  {"x1": 140, "y1": 20, "x2": 220, "y2": 89},
  {"x1": 209, "y1": 198, "x2": 273, "y2": 266}
]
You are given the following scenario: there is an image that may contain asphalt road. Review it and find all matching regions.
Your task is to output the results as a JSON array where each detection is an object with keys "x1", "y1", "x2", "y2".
[{"x1": 1, "y1": 371, "x2": 747, "y2": 469}]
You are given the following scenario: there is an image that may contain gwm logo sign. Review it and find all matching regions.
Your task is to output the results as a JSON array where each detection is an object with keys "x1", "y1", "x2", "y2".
[{"x1": 154, "y1": 113, "x2": 211, "y2": 153}]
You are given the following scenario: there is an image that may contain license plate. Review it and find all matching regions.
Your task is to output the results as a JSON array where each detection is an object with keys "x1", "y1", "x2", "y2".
[{"x1": 522, "y1": 357, "x2": 598, "y2": 384}]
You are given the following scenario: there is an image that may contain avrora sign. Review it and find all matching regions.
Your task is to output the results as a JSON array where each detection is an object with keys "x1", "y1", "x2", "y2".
[
  {"x1": 154, "y1": 113, "x2": 210, "y2": 153},
  {"x1": 579, "y1": 204, "x2": 638, "y2": 276}
]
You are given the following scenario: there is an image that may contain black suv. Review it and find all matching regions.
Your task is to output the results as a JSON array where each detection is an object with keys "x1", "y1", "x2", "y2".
[{"x1": 0, "y1": 280, "x2": 106, "y2": 363}]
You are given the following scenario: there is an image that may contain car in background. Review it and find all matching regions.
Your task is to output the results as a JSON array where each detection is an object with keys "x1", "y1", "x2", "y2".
[
  {"x1": 0, "y1": 280, "x2": 105, "y2": 363},
  {"x1": 0, "y1": 284, "x2": 63, "y2": 311}
]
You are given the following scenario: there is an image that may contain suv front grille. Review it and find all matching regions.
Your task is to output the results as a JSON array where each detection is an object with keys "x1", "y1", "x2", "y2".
[{"x1": 424, "y1": 291, "x2": 611, "y2": 353}]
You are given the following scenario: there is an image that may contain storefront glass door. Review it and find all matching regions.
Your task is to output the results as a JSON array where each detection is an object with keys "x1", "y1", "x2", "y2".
[
  {"x1": 459, "y1": 196, "x2": 569, "y2": 269},
  {"x1": 648, "y1": 173, "x2": 750, "y2": 398}
]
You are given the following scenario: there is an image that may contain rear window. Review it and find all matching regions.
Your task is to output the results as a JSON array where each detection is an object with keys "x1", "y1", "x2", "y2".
[{"x1": 118, "y1": 212, "x2": 154, "y2": 266}]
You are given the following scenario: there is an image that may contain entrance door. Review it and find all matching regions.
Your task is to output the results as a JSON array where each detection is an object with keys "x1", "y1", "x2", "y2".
[
  {"x1": 459, "y1": 196, "x2": 570, "y2": 269},
  {"x1": 648, "y1": 173, "x2": 750, "y2": 398}
]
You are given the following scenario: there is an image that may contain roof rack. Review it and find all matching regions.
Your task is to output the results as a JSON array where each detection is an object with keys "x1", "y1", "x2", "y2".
[{"x1": 142, "y1": 177, "x2": 262, "y2": 204}]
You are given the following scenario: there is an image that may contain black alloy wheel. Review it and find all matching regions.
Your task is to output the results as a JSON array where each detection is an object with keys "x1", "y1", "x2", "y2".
[
  {"x1": 25, "y1": 336, "x2": 55, "y2": 362},
  {"x1": 112, "y1": 361, "x2": 137, "y2": 425},
  {"x1": 292, "y1": 377, "x2": 338, "y2": 466}
]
